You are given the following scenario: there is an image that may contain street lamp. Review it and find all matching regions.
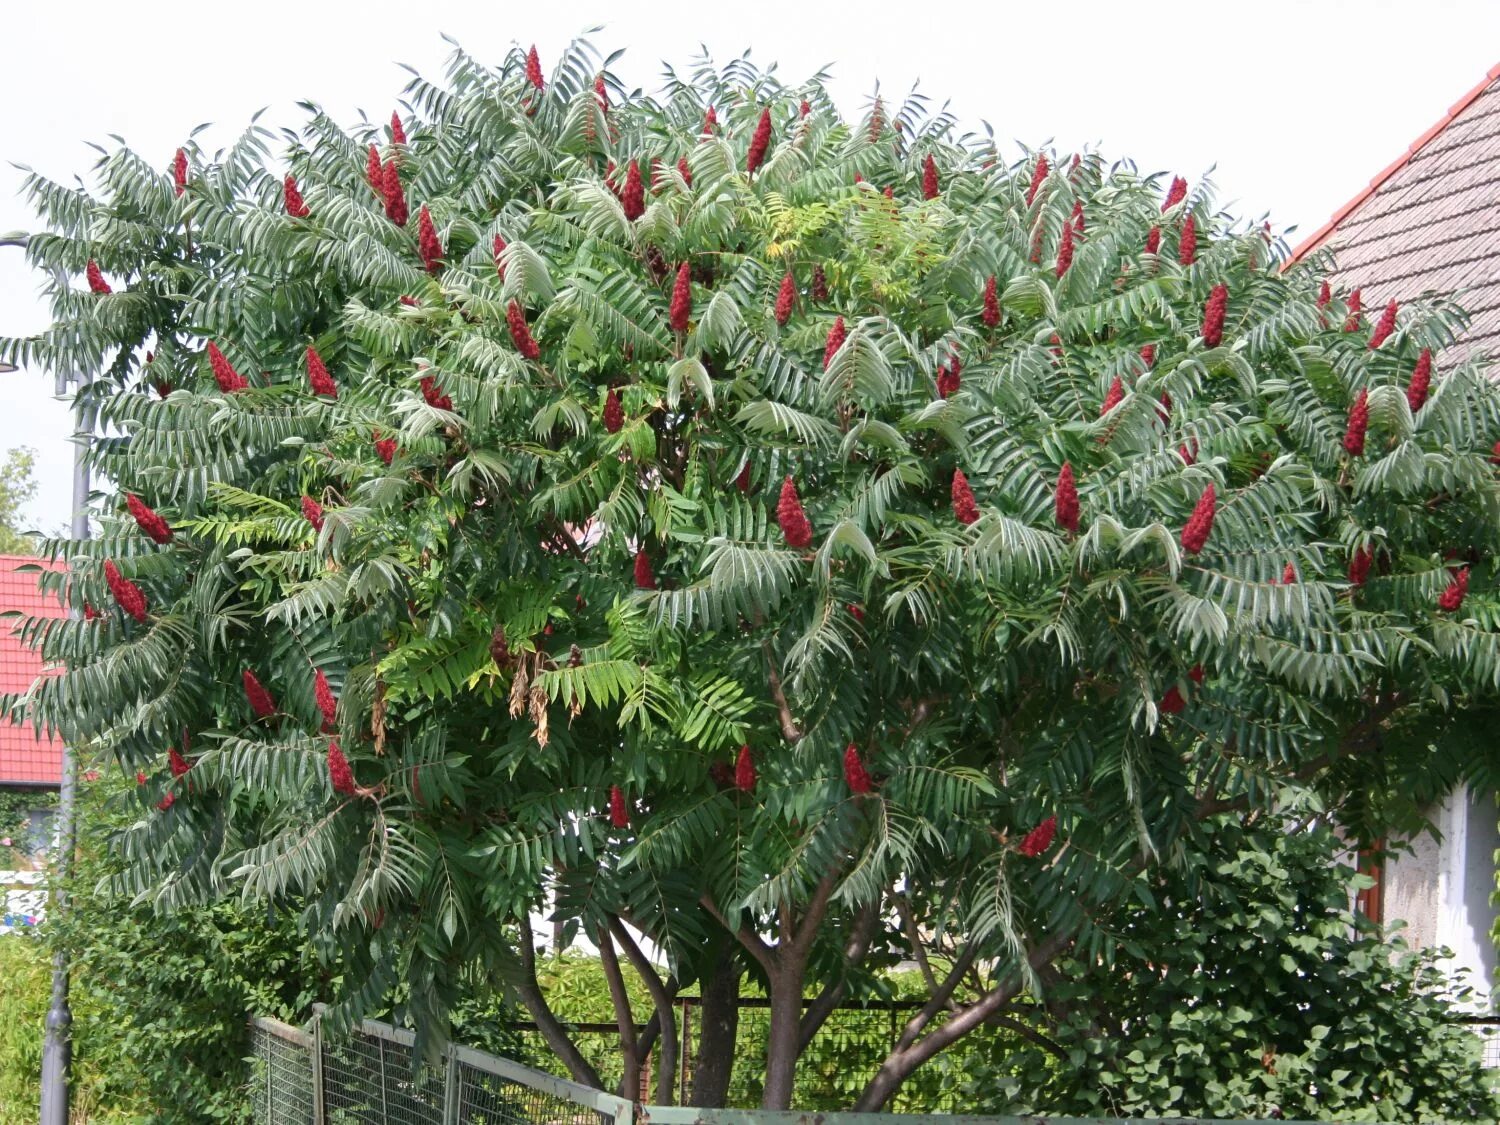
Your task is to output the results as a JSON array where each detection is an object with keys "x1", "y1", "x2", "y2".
[{"x1": 1, "y1": 231, "x2": 88, "y2": 1125}]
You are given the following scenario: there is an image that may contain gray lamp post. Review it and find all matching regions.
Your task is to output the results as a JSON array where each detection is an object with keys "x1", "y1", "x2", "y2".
[{"x1": 2, "y1": 231, "x2": 87, "y2": 1125}]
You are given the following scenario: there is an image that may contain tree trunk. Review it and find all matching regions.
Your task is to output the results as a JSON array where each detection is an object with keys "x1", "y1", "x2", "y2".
[
  {"x1": 761, "y1": 966, "x2": 806, "y2": 1110},
  {"x1": 597, "y1": 927, "x2": 640, "y2": 1101},
  {"x1": 515, "y1": 929, "x2": 603, "y2": 1089},
  {"x1": 689, "y1": 950, "x2": 740, "y2": 1107}
]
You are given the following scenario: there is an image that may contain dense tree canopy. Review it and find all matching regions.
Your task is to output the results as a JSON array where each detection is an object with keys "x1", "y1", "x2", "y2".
[{"x1": 5, "y1": 36, "x2": 1500, "y2": 1112}]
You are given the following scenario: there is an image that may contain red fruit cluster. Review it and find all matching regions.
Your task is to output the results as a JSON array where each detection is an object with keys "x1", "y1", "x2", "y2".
[
  {"x1": 1140, "y1": 343, "x2": 1156, "y2": 368},
  {"x1": 823, "y1": 316, "x2": 847, "y2": 370},
  {"x1": 1368, "y1": 300, "x2": 1398, "y2": 349},
  {"x1": 1407, "y1": 349, "x2": 1433, "y2": 413},
  {"x1": 1055, "y1": 221, "x2": 1075, "y2": 278},
  {"x1": 982, "y1": 275, "x2": 1000, "y2": 327},
  {"x1": 622, "y1": 160, "x2": 645, "y2": 220},
  {"x1": 1348, "y1": 546, "x2": 1373, "y2": 588},
  {"x1": 734, "y1": 463, "x2": 752, "y2": 493},
  {"x1": 847, "y1": 603, "x2": 865, "y2": 622},
  {"x1": 735, "y1": 745, "x2": 757, "y2": 793},
  {"x1": 922, "y1": 154, "x2": 940, "y2": 200},
  {"x1": 811, "y1": 264, "x2": 829, "y2": 303},
  {"x1": 1343, "y1": 389, "x2": 1369, "y2": 456},
  {"x1": 1016, "y1": 816, "x2": 1057, "y2": 857},
  {"x1": 868, "y1": 97, "x2": 885, "y2": 142},
  {"x1": 507, "y1": 301, "x2": 542, "y2": 359},
  {"x1": 1159, "y1": 685, "x2": 1186, "y2": 714},
  {"x1": 1144, "y1": 226, "x2": 1162, "y2": 255},
  {"x1": 1100, "y1": 375, "x2": 1124, "y2": 415},
  {"x1": 936, "y1": 360, "x2": 960, "y2": 399},
  {"x1": 105, "y1": 564, "x2": 147, "y2": 627},
  {"x1": 173, "y1": 149, "x2": 187, "y2": 196},
  {"x1": 169, "y1": 747, "x2": 192, "y2": 778},
  {"x1": 525, "y1": 46, "x2": 544, "y2": 91},
  {"x1": 777, "y1": 476, "x2": 814, "y2": 548},
  {"x1": 420, "y1": 374, "x2": 453, "y2": 411},
  {"x1": 1070, "y1": 199, "x2": 1086, "y2": 234},
  {"x1": 669, "y1": 262, "x2": 692, "y2": 333},
  {"x1": 609, "y1": 784, "x2": 630, "y2": 828},
  {"x1": 1162, "y1": 176, "x2": 1187, "y2": 212},
  {"x1": 1282, "y1": 562, "x2": 1297, "y2": 585},
  {"x1": 1439, "y1": 567, "x2": 1470, "y2": 612},
  {"x1": 633, "y1": 548, "x2": 656, "y2": 590},
  {"x1": 1025, "y1": 155, "x2": 1049, "y2": 206},
  {"x1": 306, "y1": 346, "x2": 337, "y2": 397},
  {"x1": 367, "y1": 145, "x2": 383, "y2": 190},
  {"x1": 1343, "y1": 288, "x2": 1362, "y2": 333},
  {"x1": 1202, "y1": 284, "x2": 1228, "y2": 347},
  {"x1": 747, "y1": 109, "x2": 773, "y2": 175},
  {"x1": 493, "y1": 235, "x2": 507, "y2": 279},
  {"x1": 86, "y1": 261, "x2": 111, "y2": 295},
  {"x1": 1317, "y1": 280, "x2": 1332, "y2": 309},
  {"x1": 127, "y1": 494, "x2": 173, "y2": 545},
  {"x1": 301, "y1": 495, "x2": 325, "y2": 532},
  {"x1": 1178, "y1": 214, "x2": 1197, "y2": 266},
  {"x1": 595, "y1": 75, "x2": 609, "y2": 112},
  {"x1": 243, "y1": 670, "x2": 277, "y2": 719},
  {"x1": 677, "y1": 156, "x2": 693, "y2": 187},
  {"x1": 603, "y1": 387, "x2": 624, "y2": 434},
  {"x1": 390, "y1": 111, "x2": 406, "y2": 145},
  {"x1": 702, "y1": 105, "x2": 717, "y2": 135},
  {"x1": 843, "y1": 743, "x2": 873, "y2": 795},
  {"x1": 1055, "y1": 462, "x2": 1079, "y2": 533},
  {"x1": 84, "y1": 603, "x2": 100, "y2": 621},
  {"x1": 1181, "y1": 483, "x2": 1217, "y2": 555},
  {"x1": 382, "y1": 161, "x2": 408, "y2": 226},
  {"x1": 800, "y1": 99, "x2": 812, "y2": 117},
  {"x1": 207, "y1": 342, "x2": 248, "y2": 393},
  {"x1": 157, "y1": 792, "x2": 175, "y2": 812},
  {"x1": 328, "y1": 739, "x2": 357, "y2": 796},
  {"x1": 283, "y1": 175, "x2": 310, "y2": 219},
  {"x1": 417, "y1": 206, "x2": 443, "y2": 273},
  {"x1": 314, "y1": 668, "x2": 338, "y2": 732},
  {"x1": 951, "y1": 469, "x2": 981, "y2": 525},
  {"x1": 373, "y1": 430, "x2": 397, "y2": 465},
  {"x1": 775, "y1": 271, "x2": 796, "y2": 326}
]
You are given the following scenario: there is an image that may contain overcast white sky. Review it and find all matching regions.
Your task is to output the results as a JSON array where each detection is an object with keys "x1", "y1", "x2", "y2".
[{"x1": 4, "y1": 0, "x2": 1500, "y2": 532}]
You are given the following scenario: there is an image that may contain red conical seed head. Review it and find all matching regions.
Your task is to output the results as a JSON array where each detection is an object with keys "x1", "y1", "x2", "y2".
[
  {"x1": 775, "y1": 271, "x2": 796, "y2": 326},
  {"x1": 328, "y1": 739, "x2": 356, "y2": 796},
  {"x1": 1368, "y1": 300, "x2": 1398, "y2": 349},
  {"x1": 595, "y1": 75, "x2": 609, "y2": 112},
  {"x1": 847, "y1": 603, "x2": 865, "y2": 622},
  {"x1": 493, "y1": 235, "x2": 507, "y2": 279},
  {"x1": 1159, "y1": 685, "x2": 1186, "y2": 714},
  {"x1": 702, "y1": 105, "x2": 717, "y2": 135},
  {"x1": 390, "y1": 112, "x2": 406, "y2": 145},
  {"x1": 1343, "y1": 288, "x2": 1362, "y2": 333},
  {"x1": 314, "y1": 668, "x2": 337, "y2": 732},
  {"x1": 417, "y1": 206, "x2": 443, "y2": 273},
  {"x1": 747, "y1": 108, "x2": 773, "y2": 175},
  {"x1": 1180, "y1": 483, "x2": 1217, "y2": 555},
  {"x1": 677, "y1": 156, "x2": 692, "y2": 186},
  {"x1": 366, "y1": 144, "x2": 382, "y2": 190},
  {"x1": 1162, "y1": 175, "x2": 1187, "y2": 212},
  {"x1": 1177, "y1": 214, "x2": 1197, "y2": 266},
  {"x1": 800, "y1": 99, "x2": 812, "y2": 117},
  {"x1": 777, "y1": 476, "x2": 814, "y2": 548},
  {"x1": 243, "y1": 670, "x2": 277, "y2": 719},
  {"x1": 1055, "y1": 221, "x2": 1075, "y2": 277},
  {"x1": 1188, "y1": 664, "x2": 1205, "y2": 684},
  {"x1": 1202, "y1": 284, "x2": 1228, "y2": 347},
  {"x1": 301, "y1": 495, "x2": 325, "y2": 532},
  {"x1": 868, "y1": 97, "x2": 885, "y2": 142},
  {"x1": 173, "y1": 148, "x2": 187, "y2": 195},
  {"x1": 843, "y1": 743, "x2": 873, "y2": 795},
  {"x1": 169, "y1": 747, "x2": 191, "y2": 778},
  {"x1": 622, "y1": 160, "x2": 645, "y2": 221},
  {"x1": 921, "y1": 154, "x2": 939, "y2": 200},
  {"x1": 982, "y1": 275, "x2": 1000, "y2": 327},
  {"x1": 951, "y1": 468, "x2": 980, "y2": 525},
  {"x1": 1145, "y1": 226, "x2": 1162, "y2": 255},
  {"x1": 419, "y1": 375, "x2": 452, "y2": 411},
  {"x1": 1055, "y1": 462, "x2": 1079, "y2": 534},
  {"x1": 735, "y1": 745, "x2": 757, "y2": 792},
  {"x1": 823, "y1": 315, "x2": 847, "y2": 370},
  {"x1": 156, "y1": 791, "x2": 175, "y2": 812},
  {"x1": 633, "y1": 549, "x2": 656, "y2": 590},
  {"x1": 507, "y1": 300, "x2": 542, "y2": 359},
  {"x1": 1317, "y1": 280, "x2": 1331, "y2": 309},
  {"x1": 84, "y1": 603, "x2": 100, "y2": 621},
  {"x1": 306, "y1": 346, "x2": 337, "y2": 397},
  {"x1": 1348, "y1": 546, "x2": 1373, "y2": 588},
  {"x1": 1070, "y1": 199, "x2": 1086, "y2": 234},
  {"x1": 86, "y1": 260, "x2": 111, "y2": 294},
  {"x1": 603, "y1": 387, "x2": 624, "y2": 434},
  {"x1": 127, "y1": 493, "x2": 173, "y2": 544},
  {"x1": 373, "y1": 430, "x2": 397, "y2": 465},
  {"x1": 283, "y1": 174, "x2": 310, "y2": 219},
  {"x1": 1343, "y1": 388, "x2": 1369, "y2": 456},
  {"x1": 1017, "y1": 816, "x2": 1057, "y2": 857},
  {"x1": 1025, "y1": 155, "x2": 1049, "y2": 206},
  {"x1": 1439, "y1": 567, "x2": 1470, "y2": 612},
  {"x1": 135, "y1": 770, "x2": 146, "y2": 784},
  {"x1": 811, "y1": 264, "x2": 829, "y2": 302},
  {"x1": 525, "y1": 46, "x2": 544, "y2": 91},
  {"x1": 1407, "y1": 348, "x2": 1433, "y2": 413},
  {"x1": 669, "y1": 262, "x2": 693, "y2": 333},
  {"x1": 734, "y1": 463, "x2": 751, "y2": 493},
  {"x1": 1140, "y1": 343, "x2": 1156, "y2": 368},
  {"x1": 609, "y1": 784, "x2": 629, "y2": 828},
  {"x1": 1100, "y1": 376, "x2": 1124, "y2": 416},
  {"x1": 1179, "y1": 441, "x2": 1198, "y2": 466},
  {"x1": 207, "y1": 341, "x2": 246, "y2": 393},
  {"x1": 1282, "y1": 562, "x2": 1297, "y2": 585},
  {"x1": 382, "y1": 160, "x2": 407, "y2": 226},
  {"x1": 104, "y1": 560, "x2": 148, "y2": 623}
]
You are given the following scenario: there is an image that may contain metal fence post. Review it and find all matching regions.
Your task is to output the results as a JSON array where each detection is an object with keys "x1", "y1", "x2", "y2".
[
  {"x1": 442, "y1": 1049, "x2": 460, "y2": 1125},
  {"x1": 310, "y1": 1014, "x2": 326, "y2": 1125}
]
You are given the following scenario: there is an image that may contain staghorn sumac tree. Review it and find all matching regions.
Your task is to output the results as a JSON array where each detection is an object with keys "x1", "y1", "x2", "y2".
[{"x1": 5, "y1": 35, "x2": 1500, "y2": 1112}]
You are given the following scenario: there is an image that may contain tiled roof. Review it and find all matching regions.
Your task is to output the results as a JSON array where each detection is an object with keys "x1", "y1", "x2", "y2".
[
  {"x1": 1290, "y1": 63, "x2": 1500, "y2": 367},
  {"x1": 0, "y1": 555, "x2": 66, "y2": 786}
]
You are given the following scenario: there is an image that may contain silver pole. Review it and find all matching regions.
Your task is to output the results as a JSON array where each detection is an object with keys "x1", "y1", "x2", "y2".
[{"x1": 3, "y1": 234, "x2": 88, "y2": 1125}]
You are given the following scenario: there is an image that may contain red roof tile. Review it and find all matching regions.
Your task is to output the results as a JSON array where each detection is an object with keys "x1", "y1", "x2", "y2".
[
  {"x1": 0, "y1": 555, "x2": 66, "y2": 786},
  {"x1": 1289, "y1": 61, "x2": 1500, "y2": 367}
]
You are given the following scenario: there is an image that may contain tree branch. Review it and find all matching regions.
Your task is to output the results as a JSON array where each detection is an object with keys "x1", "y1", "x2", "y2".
[
  {"x1": 792, "y1": 871, "x2": 840, "y2": 959},
  {"x1": 893, "y1": 894, "x2": 940, "y2": 995},
  {"x1": 983, "y1": 1010, "x2": 1068, "y2": 1061},
  {"x1": 514, "y1": 924, "x2": 604, "y2": 1089},
  {"x1": 699, "y1": 895, "x2": 775, "y2": 974},
  {"x1": 609, "y1": 918, "x2": 680, "y2": 1105},
  {"x1": 797, "y1": 898, "x2": 880, "y2": 1053},
  {"x1": 763, "y1": 642, "x2": 804, "y2": 743},
  {"x1": 893, "y1": 943, "x2": 977, "y2": 1054},
  {"x1": 597, "y1": 925, "x2": 640, "y2": 1101}
]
